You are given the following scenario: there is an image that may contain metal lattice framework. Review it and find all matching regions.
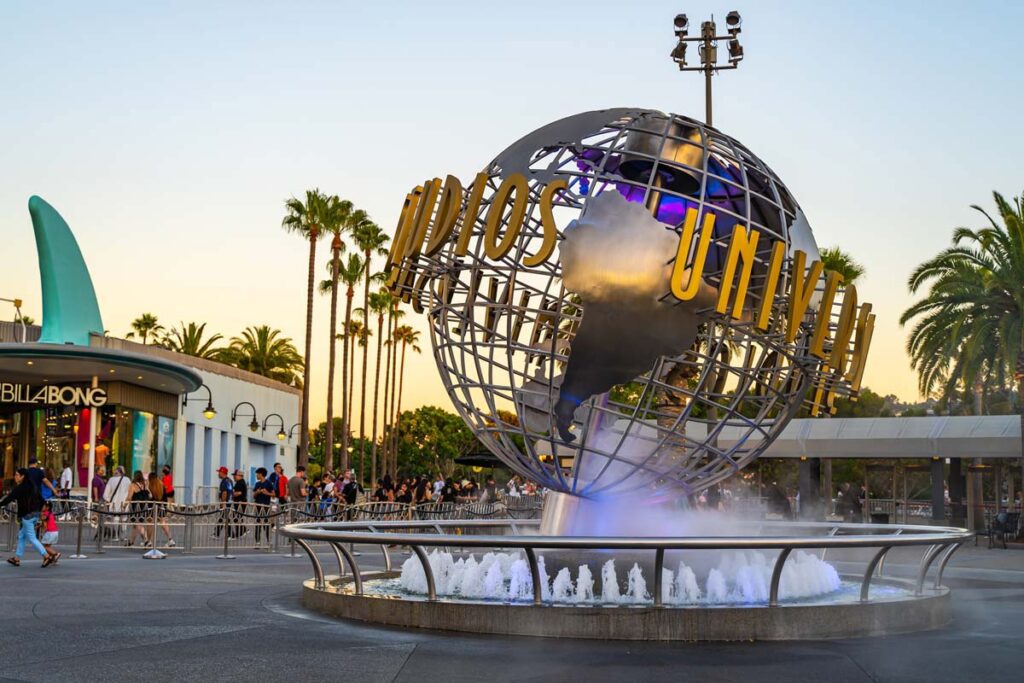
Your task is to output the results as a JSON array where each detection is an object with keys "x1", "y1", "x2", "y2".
[{"x1": 396, "y1": 109, "x2": 857, "y2": 498}]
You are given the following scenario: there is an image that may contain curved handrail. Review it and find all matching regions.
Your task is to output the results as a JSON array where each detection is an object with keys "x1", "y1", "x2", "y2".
[{"x1": 281, "y1": 518, "x2": 971, "y2": 608}]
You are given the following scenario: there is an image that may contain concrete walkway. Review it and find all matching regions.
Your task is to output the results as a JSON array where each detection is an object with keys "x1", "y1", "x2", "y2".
[{"x1": 0, "y1": 545, "x2": 1021, "y2": 682}]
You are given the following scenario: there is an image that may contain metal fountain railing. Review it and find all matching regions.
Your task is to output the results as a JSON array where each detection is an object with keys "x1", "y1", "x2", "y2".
[{"x1": 279, "y1": 518, "x2": 973, "y2": 607}]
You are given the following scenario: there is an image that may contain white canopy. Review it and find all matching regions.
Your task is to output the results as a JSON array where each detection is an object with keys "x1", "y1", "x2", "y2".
[{"x1": 742, "y1": 415, "x2": 1022, "y2": 460}]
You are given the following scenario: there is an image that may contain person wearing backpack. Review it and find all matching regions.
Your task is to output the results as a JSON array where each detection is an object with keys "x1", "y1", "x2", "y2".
[
  {"x1": 125, "y1": 471, "x2": 152, "y2": 547},
  {"x1": 1, "y1": 468, "x2": 49, "y2": 567}
]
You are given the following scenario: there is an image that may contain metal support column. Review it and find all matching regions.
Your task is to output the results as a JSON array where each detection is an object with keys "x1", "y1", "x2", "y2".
[{"x1": 930, "y1": 457, "x2": 945, "y2": 523}]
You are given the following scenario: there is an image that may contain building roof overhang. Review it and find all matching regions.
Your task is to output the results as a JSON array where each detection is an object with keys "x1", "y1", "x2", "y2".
[{"x1": 0, "y1": 343, "x2": 202, "y2": 396}]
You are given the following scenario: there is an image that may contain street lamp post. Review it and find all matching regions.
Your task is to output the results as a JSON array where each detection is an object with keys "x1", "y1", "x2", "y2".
[
  {"x1": 182, "y1": 383, "x2": 217, "y2": 420},
  {"x1": 230, "y1": 402, "x2": 260, "y2": 433},
  {"x1": 262, "y1": 413, "x2": 287, "y2": 441},
  {"x1": 670, "y1": 10, "x2": 744, "y2": 127}
]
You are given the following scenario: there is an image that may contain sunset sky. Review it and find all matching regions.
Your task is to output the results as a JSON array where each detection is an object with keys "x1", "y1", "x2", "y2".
[{"x1": 3, "y1": 0, "x2": 1023, "y2": 427}]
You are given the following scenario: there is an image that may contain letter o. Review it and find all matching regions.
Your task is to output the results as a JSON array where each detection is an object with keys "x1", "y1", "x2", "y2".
[{"x1": 484, "y1": 173, "x2": 529, "y2": 260}]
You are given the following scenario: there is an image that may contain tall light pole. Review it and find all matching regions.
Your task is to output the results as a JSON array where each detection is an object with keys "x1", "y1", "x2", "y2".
[{"x1": 670, "y1": 11, "x2": 744, "y2": 127}]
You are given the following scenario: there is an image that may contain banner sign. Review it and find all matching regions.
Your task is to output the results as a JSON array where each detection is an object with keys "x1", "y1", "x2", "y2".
[{"x1": 0, "y1": 383, "x2": 108, "y2": 408}]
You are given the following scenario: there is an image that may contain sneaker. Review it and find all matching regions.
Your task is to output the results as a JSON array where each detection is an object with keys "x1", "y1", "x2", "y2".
[{"x1": 167, "y1": 539, "x2": 177, "y2": 548}]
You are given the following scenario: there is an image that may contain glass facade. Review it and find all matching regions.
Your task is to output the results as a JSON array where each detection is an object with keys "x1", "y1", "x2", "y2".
[{"x1": 0, "y1": 405, "x2": 174, "y2": 488}]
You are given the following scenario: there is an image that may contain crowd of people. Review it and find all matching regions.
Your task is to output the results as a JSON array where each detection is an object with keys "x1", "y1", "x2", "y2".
[
  {"x1": 3, "y1": 459, "x2": 549, "y2": 563},
  {"x1": 363, "y1": 473, "x2": 509, "y2": 505}
]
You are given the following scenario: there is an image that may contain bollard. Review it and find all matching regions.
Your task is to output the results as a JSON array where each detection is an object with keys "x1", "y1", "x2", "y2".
[
  {"x1": 272, "y1": 512, "x2": 280, "y2": 554},
  {"x1": 143, "y1": 503, "x2": 166, "y2": 560},
  {"x1": 95, "y1": 510, "x2": 106, "y2": 554},
  {"x1": 6, "y1": 510, "x2": 16, "y2": 552},
  {"x1": 183, "y1": 513, "x2": 195, "y2": 555},
  {"x1": 216, "y1": 506, "x2": 235, "y2": 560},
  {"x1": 69, "y1": 506, "x2": 88, "y2": 559}
]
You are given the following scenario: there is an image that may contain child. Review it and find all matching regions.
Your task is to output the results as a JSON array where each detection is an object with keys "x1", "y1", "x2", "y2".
[{"x1": 39, "y1": 501, "x2": 61, "y2": 566}]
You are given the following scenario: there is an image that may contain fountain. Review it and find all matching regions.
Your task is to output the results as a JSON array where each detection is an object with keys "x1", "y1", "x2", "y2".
[{"x1": 282, "y1": 108, "x2": 970, "y2": 640}]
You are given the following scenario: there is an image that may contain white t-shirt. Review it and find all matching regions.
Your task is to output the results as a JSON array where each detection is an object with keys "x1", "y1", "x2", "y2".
[
  {"x1": 60, "y1": 467, "x2": 73, "y2": 490},
  {"x1": 103, "y1": 475, "x2": 131, "y2": 508},
  {"x1": 433, "y1": 480, "x2": 444, "y2": 495},
  {"x1": 323, "y1": 481, "x2": 336, "y2": 496}
]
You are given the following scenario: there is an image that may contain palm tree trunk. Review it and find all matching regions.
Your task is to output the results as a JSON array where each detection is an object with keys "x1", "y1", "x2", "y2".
[
  {"x1": 381, "y1": 306, "x2": 394, "y2": 479},
  {"x1": 394, "y1": 340, "x2": 408, "y2": 477},
  {"x1": 324, "y1": 248, "x2": 341, "y2": 474},
  {"x1": 387, "y1": 307, "x2": 400, "y2": 477},
  {"x1": 348, "y1": 329, "x2": 357, "y2": 475},
  {"x1": 299, "y1": 231, "x2": 318, "y2": 467},
  {"x1": 359, "y1": 252, "x2": 372, "y2": 488},
  {"x1": 341, "y1": 285, "x2": 355, "y2": 473},
  {"x1": 371, "y1": 312, "x2": 385, "y2": 488},
  {"x1": 348, "y1": 331, "x2": 356, "y2": 443}
]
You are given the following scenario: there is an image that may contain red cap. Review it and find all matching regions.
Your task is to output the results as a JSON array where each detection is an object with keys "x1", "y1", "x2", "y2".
[{"x1": 217, "y1": 466, "x2": 229, "y2": 475}]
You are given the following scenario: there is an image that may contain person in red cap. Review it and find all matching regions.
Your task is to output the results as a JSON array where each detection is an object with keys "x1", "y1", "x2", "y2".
[{"x1": 213, "y1": 467, "x2": 233, "y2": 539}]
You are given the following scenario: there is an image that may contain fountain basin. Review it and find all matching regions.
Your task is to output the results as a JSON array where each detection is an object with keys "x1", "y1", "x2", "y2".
[
  {"x1": 281, "y1": 518, "x2": 969, "y2": 641},
  {"x1": 302, "y1": 572, "x2": 950, "y2": 641}
]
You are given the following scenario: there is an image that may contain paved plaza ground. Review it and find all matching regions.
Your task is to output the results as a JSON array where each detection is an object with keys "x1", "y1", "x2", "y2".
[{"x1": 0, "y1": 543, "x2": 1021, "y2": 682}]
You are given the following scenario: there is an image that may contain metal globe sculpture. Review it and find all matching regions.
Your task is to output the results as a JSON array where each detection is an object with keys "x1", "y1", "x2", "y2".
[{"x1": 389, "y1": 108, "x2": 872, "y2": 498}]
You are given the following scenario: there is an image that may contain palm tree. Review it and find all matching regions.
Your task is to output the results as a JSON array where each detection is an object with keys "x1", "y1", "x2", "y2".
[
  {"x1": 282, "y1": 189, "x2": 330, "y2": 466},
  {"x1": 901, "y1": 192, "x2": 1024, "y2": 411},
  {"x1": 159, "y1": 322, "x2": 225, "y2": 360},
  {"x1": 367, "y1": 288, "x2": 393, "y2": 486},
  {"x1": 337, "y1": 254, "x2": 366, "y2": 473},
  {"x1": 350, "y1": 313, "x2": 373, "y2": 482},
  {"x1": 224, "y1": 326, "x2": 304, "y2": 386},
  {"x1": 351, "y1": 221, "x2": 390, "y2": 481},
  {"x1": 319, "y1": 196, "x2": 357, "y2": 473},
  {"x1": 819, "y1": 247, "x2": 865, "y2": 285},
  {"x1": 391, "y1": 324, "x2": 421, "y2": 476},
  {"x1": 901, "y1": 191, "x2": 1024, "y2": 531},
  {"x1": 382, "y1": 299, "x2": 406, "y2": 477},
  {"x1": 128, "y1": 313, "x2": 163, "y2": 345}
]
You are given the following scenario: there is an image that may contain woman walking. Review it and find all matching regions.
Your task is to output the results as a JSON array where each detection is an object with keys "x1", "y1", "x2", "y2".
[
  {"x1": 148, "y1": 471, "x2": 176, "y2": 547},
  {"x1": 1, "y1": 468, "x2": 51, "y2": 567},
  {"x1": 126, "y1": 471, "x2": 152, "y2": 547}
]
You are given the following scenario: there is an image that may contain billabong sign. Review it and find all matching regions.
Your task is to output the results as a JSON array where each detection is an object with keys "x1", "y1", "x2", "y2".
[{"x1": 0, "y1": 383, "x2": 108, "y2": 407}]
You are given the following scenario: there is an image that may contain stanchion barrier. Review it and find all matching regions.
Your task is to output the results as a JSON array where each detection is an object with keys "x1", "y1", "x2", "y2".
[
  {"x1": 69, "y1": 505, "x2": 87, "y2": 559},
  {"x1": 143, "y1": 502, "x2": 166, "y2": 560},
  {"x1": 272, "y1": 510, "x2": 280, "y2": 553},
  {"x1": 5, "y1": 507, "x2": 16, "y2": 552},
  {"x1": 184, "y1": 513, "x2": 194, "y2": 555},
  {"x1": 216, "y1": 505, "x2": 235, "y2": 560},
  {"x1": 95, "y1": 508, "x2": 106, "y2": 554}
]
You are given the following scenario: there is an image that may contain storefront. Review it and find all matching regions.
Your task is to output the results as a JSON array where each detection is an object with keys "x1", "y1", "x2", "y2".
[
  {"x1": 0, "y1": 345, "x2": 201, "y2": 491},
  {"x1": 1, "y1": 196, "x2": 299, "y2": 501}
]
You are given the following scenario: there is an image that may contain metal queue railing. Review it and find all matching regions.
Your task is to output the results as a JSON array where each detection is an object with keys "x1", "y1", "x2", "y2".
[{"x1": 0, "y1": 495, "x2": 547, "y2": 557}]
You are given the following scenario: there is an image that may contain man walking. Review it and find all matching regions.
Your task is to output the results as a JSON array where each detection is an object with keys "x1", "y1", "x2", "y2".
[
  {"x1": 252, "y1": 468, "x2": 274, "y2": 548},
  {"x1": 103, "y1": 466, "x2": 130, "y2": 540},
  {"x1": 268, "y1": 462, "x2": 288, "y2": 505},
  {"x1": 341, "y1": 470, "x2": 362, "y2": 506},
  {"x1": 287, "y1": 466, "x2": 307, "y2": 509},
  {"x1": 1, "y1": 468, "x2": 51, "y2": 567},
  {"x1": 231, "y1": 470, "x2": 248, "y2": 538},
  {"x1": 214, "y1": 466, "x2": 233, "y2": 538}
]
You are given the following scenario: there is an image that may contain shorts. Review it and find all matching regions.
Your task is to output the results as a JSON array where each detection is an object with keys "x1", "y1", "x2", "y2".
[{"x1": 41, "y1": 531, "x2": 58, "y2": 545}]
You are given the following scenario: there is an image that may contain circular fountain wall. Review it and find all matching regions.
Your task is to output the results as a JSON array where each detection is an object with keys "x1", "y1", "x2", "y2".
[{"x1": 283, "y1": 518, "x2": 968, "y2": 641}]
